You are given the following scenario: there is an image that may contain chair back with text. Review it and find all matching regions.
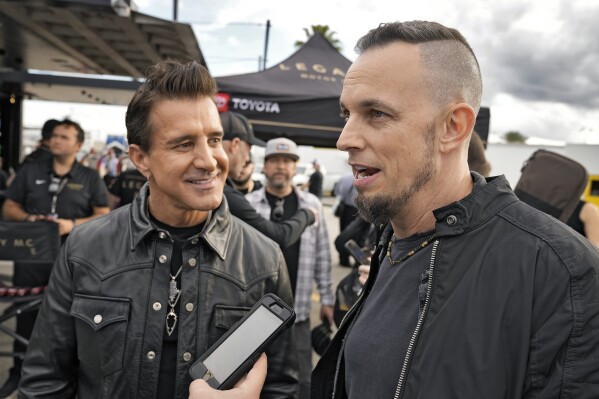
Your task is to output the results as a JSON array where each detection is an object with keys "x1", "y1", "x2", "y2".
[{"x1": 0, "y1": 221, "x2": 61, "y2": 358}]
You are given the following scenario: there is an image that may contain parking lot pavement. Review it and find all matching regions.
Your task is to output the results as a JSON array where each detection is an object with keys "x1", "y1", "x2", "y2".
[{"x1": 0, "y1": 194, "x2": 351, "y2": 394}]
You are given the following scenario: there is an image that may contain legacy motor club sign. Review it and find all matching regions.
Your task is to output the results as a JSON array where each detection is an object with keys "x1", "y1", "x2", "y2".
[{"x1": 277, "y1": 61, "x2": 346, "y2": 83}]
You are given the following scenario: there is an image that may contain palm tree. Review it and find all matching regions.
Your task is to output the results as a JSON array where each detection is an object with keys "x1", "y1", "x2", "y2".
[
  {"x1": 295, "y1": 25, "x2": 343, "y2": 51},
  {"x1": 503, "y1": 131, "x2": 528, "y2": 143}
]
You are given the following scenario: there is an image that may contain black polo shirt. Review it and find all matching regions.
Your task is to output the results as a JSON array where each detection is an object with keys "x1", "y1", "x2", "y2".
[{"x1": 6, "y1": 159, "x2": 108, "y2": 219}]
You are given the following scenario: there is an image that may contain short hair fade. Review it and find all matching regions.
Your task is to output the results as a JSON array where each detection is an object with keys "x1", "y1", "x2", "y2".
[
  {"x1": 355, "y1": 21, "x2": 483, "y2": 113},
  {"x1": 126, "y1": 60, "x2": 217, "y2": 152}
]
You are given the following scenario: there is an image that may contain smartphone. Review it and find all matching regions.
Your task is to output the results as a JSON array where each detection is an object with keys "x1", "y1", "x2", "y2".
[
  {"x1": 344, "y1": 239, "x2": 370, "y2": 265},
  {"x1": 189, "y1": 293, "x2": 295, "y2": 389}
]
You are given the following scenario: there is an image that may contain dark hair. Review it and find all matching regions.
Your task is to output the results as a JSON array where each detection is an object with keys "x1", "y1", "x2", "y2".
[
  {"x1": 125, "y1": 60, "x2": 217, "y2": 152},
  {"x1": 468, "y1": 131, "x2": 491, "y2": 177},
  {"x1": 56, "y1": 119, "x2": 85, "y2": 143},
  {"x1": 355, "y1": 21, "x2": 482, "y2": 112},
  {"x1": 41, "y1": 119, "x2": 61, "y2": 141}
]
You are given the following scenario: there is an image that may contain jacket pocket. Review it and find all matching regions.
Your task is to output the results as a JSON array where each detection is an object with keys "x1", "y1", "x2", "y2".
[
  {"x1": 70, "y1": 293, "x2": 131, "y2": 376},
  {"x1": 208, "y1": 305, "x2": 251, "y2": 347}
]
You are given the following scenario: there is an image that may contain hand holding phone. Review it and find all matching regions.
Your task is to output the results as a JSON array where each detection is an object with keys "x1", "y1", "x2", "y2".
[
  {"x1": 344, "y1": 239, "x2": 370, "y2": 265},
  {"x1": 188, "y1": 354, "x2": 267, "y2": 399},
  {"x1": 189, "y1": 294, "x2": 295, "y2": 390}
]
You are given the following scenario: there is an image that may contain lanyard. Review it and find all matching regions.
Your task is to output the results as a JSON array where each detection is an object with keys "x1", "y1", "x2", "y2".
[{"x1": 48, "y1": 175, "x2": 69, "y2": 216}]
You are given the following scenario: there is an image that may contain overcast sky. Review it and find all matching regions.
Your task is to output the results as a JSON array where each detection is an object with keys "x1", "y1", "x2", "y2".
[{"x1": 25, "y1": 0, "x2": 599, "y2": 144}]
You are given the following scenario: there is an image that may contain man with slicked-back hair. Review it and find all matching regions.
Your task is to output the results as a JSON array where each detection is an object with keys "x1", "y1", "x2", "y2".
[{"x1": 19, "y1": 60, "x2": 298, "y2": 399}]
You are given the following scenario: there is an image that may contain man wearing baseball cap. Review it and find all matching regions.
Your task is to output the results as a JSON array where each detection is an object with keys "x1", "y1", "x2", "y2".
[
  {"x1": 245, "y1": 137, "x2": 334, "y2": 399},
  {"x1": 220, "y1": 112, "x2": 316, "y2": 249}
]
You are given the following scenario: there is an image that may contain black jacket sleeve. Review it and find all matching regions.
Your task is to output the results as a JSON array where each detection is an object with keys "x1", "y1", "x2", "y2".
[
  {"x1": 334, "y1": 217, "x2": 374, "y2": 260},
  {"x1": 224, "y1": 184, "x2": 315, "y2": 249},
  {"x1": 19, "y1": 241, "x2": 78, "y2": 398}
]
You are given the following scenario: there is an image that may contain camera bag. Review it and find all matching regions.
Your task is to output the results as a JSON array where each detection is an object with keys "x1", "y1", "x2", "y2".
[{"x1": 514, "y1": 149, "x2": 588, "y2": 223}]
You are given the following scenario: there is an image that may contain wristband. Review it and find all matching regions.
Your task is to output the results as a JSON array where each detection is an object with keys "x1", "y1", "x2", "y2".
[
  {"x1": 23, "y1": 214, "x2": 30, "y2": 222},
  {"x1": 72, "y1": 219, "x2": 77, "y2": 227}
]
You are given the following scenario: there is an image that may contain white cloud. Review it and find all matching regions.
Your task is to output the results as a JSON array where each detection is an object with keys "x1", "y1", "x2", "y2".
[{"x1": 21, "y1": 0, "x2": 599, "y2": 145}]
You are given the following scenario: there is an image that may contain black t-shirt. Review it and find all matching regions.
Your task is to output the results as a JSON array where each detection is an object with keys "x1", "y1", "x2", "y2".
[
  {"x1": 309, "y1": 170, "x2": 323, "y2": 198},
  {"x1": 109, "y1": 169, "x2": 146, "y2": 207},
  {"x1": 344, "y1": 231, "x2": 434, "y2": 398},
  {"x1": 265, "y1": 190, "x2": 300, "y2": 295},
  {"x1": 151, "y1": 216, "x2": 205, "y2": 399},
  {"x1": 6, "y1": 159, "x2": 108, "y2": 219}
]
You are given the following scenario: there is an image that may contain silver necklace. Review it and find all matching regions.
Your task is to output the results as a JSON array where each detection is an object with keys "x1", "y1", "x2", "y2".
[{"x1": 166, "y1": 265, "x2": 184, "y2": 336}]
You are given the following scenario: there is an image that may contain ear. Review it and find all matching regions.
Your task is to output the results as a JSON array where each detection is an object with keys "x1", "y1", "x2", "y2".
[
  {"x1": 439, "y1": 103, "x2": 476, "y2": 153},
  {"x1": 229, "y1": 137, "x2": 242, "y2": 154},
  {"x1": 128, "y1": 144, "x2": 150, "y2": 179}
]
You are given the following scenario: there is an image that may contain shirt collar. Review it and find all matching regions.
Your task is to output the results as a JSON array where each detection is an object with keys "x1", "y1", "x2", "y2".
[{"x1": 129, "y1": 184, "x2": 232, "y2": 259}]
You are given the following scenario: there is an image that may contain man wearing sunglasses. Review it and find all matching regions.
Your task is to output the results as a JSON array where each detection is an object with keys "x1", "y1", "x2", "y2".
[{"x1": 245, "y1": 137, "x2": 334, "y2": 399}]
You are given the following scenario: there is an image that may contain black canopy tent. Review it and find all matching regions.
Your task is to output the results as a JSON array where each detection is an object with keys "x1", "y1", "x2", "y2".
[
  {"x1": 216, "y1": 33, "x2": 490, "y2": 148},
  {"x1": 215, "y1": 33, "x2": 350, "y2": 148}
]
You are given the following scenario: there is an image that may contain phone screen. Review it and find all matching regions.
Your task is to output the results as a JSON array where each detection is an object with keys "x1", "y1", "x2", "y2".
[{"x1": 203, "y1": 305, "x2": 283, "y2": 383}]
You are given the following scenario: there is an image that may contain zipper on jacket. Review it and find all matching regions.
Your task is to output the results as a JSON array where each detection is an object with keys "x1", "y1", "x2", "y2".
[{"x1": 393, "y1": 240, "x2": 439, "y2": 399}]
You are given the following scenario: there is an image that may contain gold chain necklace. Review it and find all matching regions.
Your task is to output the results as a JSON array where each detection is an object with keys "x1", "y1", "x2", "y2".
[{"x1": 386, "y1": 234, "x2": 437, "y2": 265}]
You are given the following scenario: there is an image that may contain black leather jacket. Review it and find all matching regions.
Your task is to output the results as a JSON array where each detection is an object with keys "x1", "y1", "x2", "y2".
[
  {"x1": 313, "y1": 174, "x2": 599, "y2": 399},
  {"x1": 19, "y1": 185, "x2": 298, "y2": 399}
]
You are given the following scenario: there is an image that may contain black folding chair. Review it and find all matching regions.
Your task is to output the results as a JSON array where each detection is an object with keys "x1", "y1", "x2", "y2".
[{"x1": 0, "y1": 221, "x2": 60, "y2": 359}]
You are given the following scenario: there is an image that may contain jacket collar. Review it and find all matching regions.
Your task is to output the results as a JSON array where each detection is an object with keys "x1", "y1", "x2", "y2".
[
  {"x1": 377, "y1": 173, "x2": 519, "y2": 244},
  {"x1": 433, "y1": 173, "x2": 519, "y2": 237},
  {"x1": 128, "y1": 184, "x2": 232, "y2": 260}
]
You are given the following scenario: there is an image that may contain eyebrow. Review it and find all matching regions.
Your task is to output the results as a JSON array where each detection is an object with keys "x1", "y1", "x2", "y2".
[
  {"x1": 166, "y1": 134, "x2": 196, "y2": 146},
  {"x1": 209, "y1": 130, "x2": 224, "y2": 138},
  {"x1": 339, "y1": 98, "x2": 397, "y2": 118},
  {"x1": 359, "y1": 98, "x2": 395, "y2": 113},
  {"x1": 165, "y1": 130, "x2": 224, "y2": 146}
]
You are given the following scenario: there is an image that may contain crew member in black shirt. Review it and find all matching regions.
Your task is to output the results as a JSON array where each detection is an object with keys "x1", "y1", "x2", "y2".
[{"x1": 0, "y1": 119, "x2": 109, "y2": 397}]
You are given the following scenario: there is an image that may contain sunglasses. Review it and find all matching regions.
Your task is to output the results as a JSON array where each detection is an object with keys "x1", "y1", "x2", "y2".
[{"x1": 272, "y1": 199, "x2": 285, "y2": 222}]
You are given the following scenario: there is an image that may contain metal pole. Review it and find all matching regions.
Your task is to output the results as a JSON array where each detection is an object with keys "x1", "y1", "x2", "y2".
[
  {"x1": 262, "y1": 20, "x2": 271, "y2": 71},
  {"x1": 173, "y1": 0, "x2": 179, "y2": 21}
]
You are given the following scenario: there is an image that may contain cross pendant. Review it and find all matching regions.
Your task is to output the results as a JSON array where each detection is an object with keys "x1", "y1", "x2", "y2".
[{"x1": 166, "y1": 309, "x2": 178, "y2": 336}]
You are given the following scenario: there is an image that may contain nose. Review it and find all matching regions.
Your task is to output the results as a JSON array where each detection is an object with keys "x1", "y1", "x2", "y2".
[
  {"x1": 192, "y1": 142, "x2": 218, "y2": 172},
  {"x1": 336, "y1": 116, "x2": 363, "y2": 153}
]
